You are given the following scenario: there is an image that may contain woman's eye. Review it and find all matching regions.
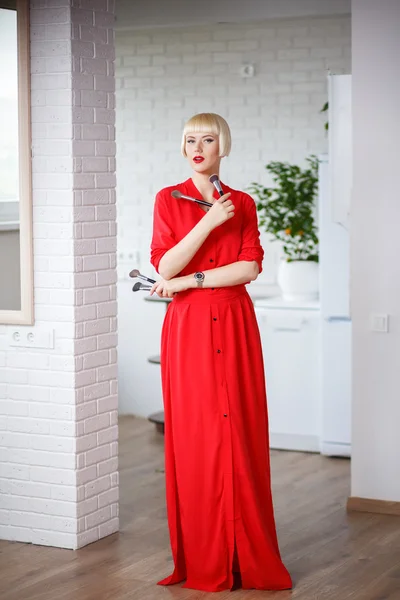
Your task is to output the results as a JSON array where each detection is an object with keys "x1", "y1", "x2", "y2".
[
  {"x1": 187, "y1": 139, "x2": 195, "y2": 144},
  {"x1": 205, "y1": 138, "x2": 214, "y2": 143}
]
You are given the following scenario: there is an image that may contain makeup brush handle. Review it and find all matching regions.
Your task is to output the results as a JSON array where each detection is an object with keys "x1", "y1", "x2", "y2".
[
  {"x1": 178, "y1": 193, "x2": 213, "y2": 208},
  {"x1": 138, "y1": 274, "x2": 156, "y2": 285},
  {"x1": 195, "y1": 198, "x2": 214, "y2": 208},
  {"x1": 132, "y1": 286, "x2": 152, "y2": 292}
]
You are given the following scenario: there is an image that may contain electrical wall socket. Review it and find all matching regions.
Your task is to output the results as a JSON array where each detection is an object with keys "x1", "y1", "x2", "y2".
[
  {"x1": 240, "y1": 63, "x2": 255, "y2": 78},
  {"x1": 370, "y1": 314, "x2": 389, "y2": 333},
  {"x1": 8, "y1": 327, "x2": 55, "y2": 349}
]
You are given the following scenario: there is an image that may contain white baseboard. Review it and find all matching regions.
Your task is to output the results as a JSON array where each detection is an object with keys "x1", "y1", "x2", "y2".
[
  {"x1": 269, "y1": 432, "x2": 320, "y2": 453},
  {"x1": 320, "y1": 441, "x2": 351, "y2": 457}
]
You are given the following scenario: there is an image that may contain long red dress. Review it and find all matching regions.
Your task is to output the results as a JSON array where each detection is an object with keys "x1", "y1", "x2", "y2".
[{"x1": 150, "y1": 177, "x2": 292, "y2": 592}]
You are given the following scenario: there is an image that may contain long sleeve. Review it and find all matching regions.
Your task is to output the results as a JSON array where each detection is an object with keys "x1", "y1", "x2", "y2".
[
  {"x1": 237, "y1": 194, "x2": 264, "y2": 274},
  {"x1": 150, "y1": 191, "x2": 177, "y2": 274}
]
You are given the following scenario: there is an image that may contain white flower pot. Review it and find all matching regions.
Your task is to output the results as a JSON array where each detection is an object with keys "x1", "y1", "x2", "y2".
[{"x1": 277, "y1": 259, "x2": 319, "y2": 302}]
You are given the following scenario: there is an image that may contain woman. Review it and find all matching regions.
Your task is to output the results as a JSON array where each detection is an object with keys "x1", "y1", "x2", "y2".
[{"x1": 150, "y1": 113, "x2": 292, "y2": 592}]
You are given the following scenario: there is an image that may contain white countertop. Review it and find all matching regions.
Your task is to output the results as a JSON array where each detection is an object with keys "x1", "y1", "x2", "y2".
[
  {"x1": 0, "y1": 221, "x2": 19, "y2": 232},
  {"x1": 247, "y1": 283, "x2": 280, "y2": 300},
  {"x1": 254, "y1": 296, "x2": 320, "y2": 310}
]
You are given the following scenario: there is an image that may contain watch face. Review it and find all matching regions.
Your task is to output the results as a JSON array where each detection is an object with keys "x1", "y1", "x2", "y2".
[{"x1": 195, "y1": 272, "x2": 204, "y2": 281}]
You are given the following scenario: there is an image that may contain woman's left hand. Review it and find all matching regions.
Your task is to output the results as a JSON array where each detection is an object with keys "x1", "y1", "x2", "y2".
[{"x1": 150, "y1": 276, "x2": 189, "y2": 298}]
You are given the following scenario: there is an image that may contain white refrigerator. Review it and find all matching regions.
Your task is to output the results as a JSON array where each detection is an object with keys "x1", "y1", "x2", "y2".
[{"x1": 318, "y1": 74, "x2": 352, "y2": 457}]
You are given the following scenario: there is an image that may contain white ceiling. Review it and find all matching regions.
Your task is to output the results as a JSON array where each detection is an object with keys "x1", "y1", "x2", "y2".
[{"x1": 116, "y1": 0, "x2": 351, "y2": 30}]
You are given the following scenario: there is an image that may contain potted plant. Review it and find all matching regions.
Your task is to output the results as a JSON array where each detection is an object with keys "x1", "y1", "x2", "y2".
[{"x1": 248, "y1": 155, "x2": 319, "y2": 301}]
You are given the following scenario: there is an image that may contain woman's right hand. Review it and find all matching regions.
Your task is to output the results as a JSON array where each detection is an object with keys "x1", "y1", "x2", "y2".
[{"x1": 203, "y1": 192, "x2": 235, "y2": 230}]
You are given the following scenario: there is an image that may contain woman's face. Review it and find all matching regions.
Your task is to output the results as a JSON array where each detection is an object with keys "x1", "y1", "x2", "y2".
[{"x1": 185, "y1": 131, "x2": 221, "y2": 175}]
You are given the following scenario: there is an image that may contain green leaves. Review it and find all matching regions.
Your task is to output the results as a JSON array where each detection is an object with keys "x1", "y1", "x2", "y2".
[
  {"x1": 320, "y1": 101, "x2": 329, "y2": 131},
  {"x1": 248, "y1": 154, "x2": 320, "y2": 262}
]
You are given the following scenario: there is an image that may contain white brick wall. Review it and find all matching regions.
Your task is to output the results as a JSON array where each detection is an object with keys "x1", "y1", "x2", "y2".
[
  {"x1": 0, "y1": 0, "x2": 118, "y2": 549},
  {"x1": 115, "y1": 16, "x2": 351, "y2": 282},
  {"x1": 72, "y1": 0, "x2": 118, "y2": 549}
]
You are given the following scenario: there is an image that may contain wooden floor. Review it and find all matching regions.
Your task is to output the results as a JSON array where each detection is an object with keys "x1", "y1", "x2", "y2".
[{"x1": 1, "y1": 416, "x2": 399, "y2": 600}]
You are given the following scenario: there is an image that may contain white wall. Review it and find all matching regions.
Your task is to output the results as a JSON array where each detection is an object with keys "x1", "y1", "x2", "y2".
[
  {"x1": 115, "y1": 15, "x2": 351, "y2": 416},
  {"x1": 351, "y1": 0, "x2": 400, "y2": 502},
  {"x1": 0, "y1": 0, "x2": 118, "y2": 549},
  {"x1": 117, "y1": 288, "x2": 165, "y2": 416}
]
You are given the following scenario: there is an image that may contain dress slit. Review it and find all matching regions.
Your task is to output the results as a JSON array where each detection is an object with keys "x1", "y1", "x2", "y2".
[{"x1": 231, "y1": 538, "x2": 242, "y2": 590}]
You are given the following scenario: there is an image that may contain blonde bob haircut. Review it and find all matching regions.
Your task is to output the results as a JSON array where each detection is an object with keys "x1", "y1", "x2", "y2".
[{"x1": 181, "y1": 113, "x2": 231, "y2": 158}]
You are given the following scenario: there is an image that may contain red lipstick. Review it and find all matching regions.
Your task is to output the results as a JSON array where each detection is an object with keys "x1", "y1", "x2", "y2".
[{"x1": 193, "y1": 156, "x2": 204, "y2": 163}]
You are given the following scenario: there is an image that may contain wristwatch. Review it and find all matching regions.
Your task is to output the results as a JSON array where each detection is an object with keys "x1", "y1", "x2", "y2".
[{"x1": 194, "y1": 271, "x2": 205, "y2": 288}]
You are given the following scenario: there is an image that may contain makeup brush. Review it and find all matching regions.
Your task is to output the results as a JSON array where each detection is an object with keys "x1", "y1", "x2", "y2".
[
  {"x1": 132, "y1": 281, "x2": 152, "y2": 292},
  {"x1": 209, "y1": 174, "x2": 224, "y2": 197},
  {"x1": 171, "y1": 190, "x2": 213, "y2": 208},
  {"x1": 129, "y1": 268, "x2": 156, "y2": 285}
]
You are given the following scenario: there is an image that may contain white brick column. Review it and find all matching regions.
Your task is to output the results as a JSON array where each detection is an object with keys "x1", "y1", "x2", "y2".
[
  {"x1": 0, "y1": 0, "x2": 118, "y2": 549},
  {"x1": 72, "y1": 0, "x2": 118, "y2": 548}
]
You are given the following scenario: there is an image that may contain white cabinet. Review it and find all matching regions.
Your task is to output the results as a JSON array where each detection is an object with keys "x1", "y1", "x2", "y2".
[{"x1": 255, "y1": 301, "x2": 320, "y2": 452}]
